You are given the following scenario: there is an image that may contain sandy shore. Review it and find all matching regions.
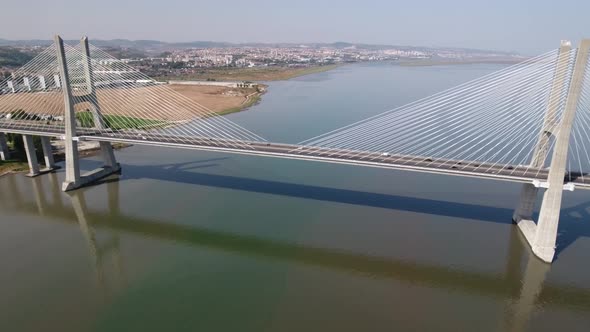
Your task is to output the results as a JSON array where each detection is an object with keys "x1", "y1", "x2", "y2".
[{"x1": 168, "y1": 84, "x2": 262, "y2": 114}]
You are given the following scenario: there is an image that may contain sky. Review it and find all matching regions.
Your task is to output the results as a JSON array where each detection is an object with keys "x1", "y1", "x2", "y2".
[{"x1": 1, "y1": 0, "x2": 589, "y2": 54}]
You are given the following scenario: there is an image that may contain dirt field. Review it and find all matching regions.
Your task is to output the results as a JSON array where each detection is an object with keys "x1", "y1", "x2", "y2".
[
  {"x1": 0, "y1": 84, "x2": 258, "y2": 121},
  {"x1": 168, "y1": 84, "x2": 257, "y2": 113}
]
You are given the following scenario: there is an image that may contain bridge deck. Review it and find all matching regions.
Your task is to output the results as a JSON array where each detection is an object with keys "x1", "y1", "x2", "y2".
[{"x1": 2, "y1": 121, "x2": 590, "y2": 189}]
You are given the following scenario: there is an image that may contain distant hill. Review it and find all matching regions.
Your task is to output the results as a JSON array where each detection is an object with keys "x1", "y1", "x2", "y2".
[
  {"x1": 0, "y1": 38, "x2": 520, "y2": 57},
  {"x1": 98, "y1": 46, "x2": 148, "y2": 59},
  {"x1": 0, "y1": 46, "x2": 37, "y2": 68},
  {"x1": 0, "y1": 38, "x2": 53, "y2": 47}
]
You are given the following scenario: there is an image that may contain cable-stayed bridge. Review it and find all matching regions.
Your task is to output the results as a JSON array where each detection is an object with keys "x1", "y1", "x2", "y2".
[{"x1": 1, "y1": 35, "x2": 590, "y2": 263}]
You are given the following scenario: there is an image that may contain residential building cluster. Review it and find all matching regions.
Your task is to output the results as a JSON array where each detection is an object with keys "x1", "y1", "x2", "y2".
[
  {"x1": 0, "y1": 42, "x2": 522, "y2": 80},
  {"x1": 125, "y1": 46, "x2": 435, "y2": 77}
]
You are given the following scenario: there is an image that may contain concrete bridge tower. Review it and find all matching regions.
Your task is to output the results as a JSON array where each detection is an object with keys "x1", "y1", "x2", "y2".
[
  {"x1": 55, "y1": 35, "x2": 121, "y2": 191},
  {"x1": 513, "y1": 39, "x2": 590, "y2": 262}
]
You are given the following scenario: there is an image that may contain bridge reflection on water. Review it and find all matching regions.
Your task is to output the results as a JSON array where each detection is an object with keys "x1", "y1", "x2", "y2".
[{"x1": 1, "y1": 170, "x2": 590, "y2": 330}]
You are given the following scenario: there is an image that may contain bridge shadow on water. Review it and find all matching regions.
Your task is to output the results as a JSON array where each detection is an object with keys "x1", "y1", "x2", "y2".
[
  {"x1": 121, "y1": 159, "x2": 515, "y2": 224},
  {"x1": 85, "y1": 157, "x2": 590, "y2": 259}
]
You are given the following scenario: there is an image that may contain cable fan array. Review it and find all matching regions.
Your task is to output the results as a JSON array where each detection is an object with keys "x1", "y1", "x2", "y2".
[
  {"x1": 297, "y1": 48, "x2": 588, "y2": 179},
  {"x1": 0, "y1": 41, "x2": 266, "y2": 149},
  {"x1": 3, "y1": 41, "x2": 590, "y2": 182},
  {"x1": 0, "y1": 43, "x2": 66, "y2": 132},
  {"x1": 77, "y1": 44, "x2": 266, "y2": 148}
]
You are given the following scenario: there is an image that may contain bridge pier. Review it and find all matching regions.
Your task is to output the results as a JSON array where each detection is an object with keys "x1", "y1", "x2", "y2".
[
  {"x1": 61, "y1": 141, "x2": 121, "y2": 192},
  {"x1": 22, "y1": 135, "x2": 59, "y2": 177},
  {"x1": 0, "y1": 132, "x2": 9, "y2": 161},
  {"x1": 513, "y1": 39, "x2": 590, "y2": 263},
  {"x1": 22, "y1": 135, "x2": 40, "y2": 176},
  {"x1": 40, "y1": 137, "x2": 56, "y2": 170},
  {"x1": 513, "y1": 184, "x2": 539, "y2": 225}
]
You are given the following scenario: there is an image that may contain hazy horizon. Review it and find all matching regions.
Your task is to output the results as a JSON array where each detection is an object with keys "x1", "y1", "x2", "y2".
[
  {"x1": 1, "y1": 0, "x2": 589, "y2": 55},
  {"x1": 0, "y1": 37, "x2": 523, "y2": 54}
]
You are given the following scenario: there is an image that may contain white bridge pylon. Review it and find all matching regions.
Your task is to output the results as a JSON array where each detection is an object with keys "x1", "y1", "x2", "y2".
[{"x1": 1, "y1": 36, "x2": 590, "y2": 263}]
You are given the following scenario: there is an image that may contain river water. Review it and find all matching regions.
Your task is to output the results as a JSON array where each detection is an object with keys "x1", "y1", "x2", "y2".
[{"x1": 1, "y1": 63, "x2": 590, "y2": 331}]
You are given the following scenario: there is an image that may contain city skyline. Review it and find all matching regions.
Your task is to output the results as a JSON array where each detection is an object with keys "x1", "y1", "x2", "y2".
[{"x1": 1, "y1": 0, "x2": 589, "y2": 55}]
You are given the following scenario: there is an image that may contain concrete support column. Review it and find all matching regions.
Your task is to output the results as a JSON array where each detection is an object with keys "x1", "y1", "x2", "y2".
[
  {"x1": 82, "y1": 36, "x2": 120, "y2": 176},
  {"x1": 100, "y1": 141, "x2": 118, "y2": 168},
  {"x1": 55, "y1": 35, "x2": 81, "y2": 191},
  {"x1": 22, "y1": 135, "x2": 40, "y2": 176},
  {"x1": 40, "y1": 136, "x2": 55, "y2": 169},
  {"x1": 530, "y1": 41, "x2": 573, "y2": 168},
  {"x1": 513, "y1": 184, "x2": 539, "y2": 223},
  {"x1": 81, "y1": 36, "x2": 106, "y2": 130},
  {"x1": 532, "y1": 40, "x2": 590, "y2": 263},
  {"x1": 513, "y1": 41, "x2": 572, "y2": 226},
  {"x1": 0, "y1": 132, "x2": 10, "y2": 161}
]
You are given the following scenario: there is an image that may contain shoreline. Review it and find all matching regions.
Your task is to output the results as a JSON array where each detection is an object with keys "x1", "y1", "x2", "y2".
[
  {"x1": 217, "y1": 89, "x2": 264, "y2": 116},
  {"x1": 0, "y1": 142, "x2": 131, "y2": 177},
  {"x1": 396, "y1": 58, "x2": 526, "y2": 67},
  {"x1": 211, "y1": 64, "x2": 342, "y2": 115},
  {"x1": 210, "y1": 58, "x2": 522, "y2": 115},
  {"x1": 1, "y1": 63, "x2": 337, "y2": 175},
  {"x1": 159, "y1": 64, "x2": 341, "y2": 83},
  {"x1": 0, "y1": 161, "x2": 29, "y2": 177},
  {"x1": 268, "y1": 64, "x2": 342, "y2": 80}
]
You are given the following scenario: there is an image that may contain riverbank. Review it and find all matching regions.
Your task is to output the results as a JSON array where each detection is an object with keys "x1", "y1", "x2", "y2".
[
  {"x1": 166, "y1": 64, "x2": 341, "y2": 115},
  {"x1": 171, "y1": 84, "x2": 266, "y2": 116},
  {"x1": 397, "y1": 58, "x2": 526, "y2": 67},
  {"x1": 159, "y1": 64, "x2": 341, "y2": 82},
  {"x1": 0, "y1": 141, "x2": 131, "y2": 177},
  {"x1": 216, "y1": 91, "x2": 263, "y2": 116},
  {"x1": 0, "y1": 160, "x2": 28, "y2": 176},
  {"x1": 0, "y1": 64, "x2": 336, "y2": 175}
]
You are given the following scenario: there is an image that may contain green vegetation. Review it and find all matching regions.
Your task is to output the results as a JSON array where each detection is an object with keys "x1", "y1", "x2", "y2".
[
  {"x1": 283, "y1": 64, "x2": 341, "y2": 79},
  {"x1": 0, "y1": 47, "x2": 35, "y2": 66},
  {"x1": 157, "y1": 64, "x2": 341, "y2": 82},
  {"x1": 76, "y1": 111, "x2": 168, "y2": 130},
  {"x1": 0, "y1": 160, "x2": 29, "y2": 175}
]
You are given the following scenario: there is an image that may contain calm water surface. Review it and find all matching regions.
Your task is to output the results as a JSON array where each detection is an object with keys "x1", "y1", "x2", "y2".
[{"x1": 1, "y1": 63, "x2": 590, "y2": 331}]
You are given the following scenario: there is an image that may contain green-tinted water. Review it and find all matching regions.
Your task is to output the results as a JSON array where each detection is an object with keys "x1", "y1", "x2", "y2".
[{"x1": 1, "y1": 63, "x2": 590, "y2": 331}]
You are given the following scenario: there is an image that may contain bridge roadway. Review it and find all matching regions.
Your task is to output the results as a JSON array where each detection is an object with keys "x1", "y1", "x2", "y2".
[{"x1": 2, "y1": 121, "x2": 590, "y2": 189}]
